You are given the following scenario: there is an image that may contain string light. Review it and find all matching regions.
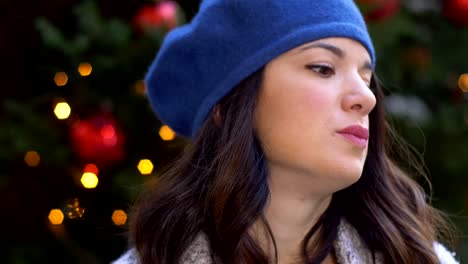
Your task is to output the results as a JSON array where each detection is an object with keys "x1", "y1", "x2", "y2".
[
  {"x1": 134, "y1": 80, "x2": 146, "y2": 96},
  {"x1": 81, "y1": 172, "x2": 98, "y2": 188},
  {"x1": 111, "y1": 209, "x2": 127, "y2": 225},
  {"x1": 83, "y1": 163, "x2": 99, "y2": 175},
  {"x1": 24, "y1": 150, "x2": 40, "y2": 167},
  {"x1": 66, "y1": 198, "x2": 85, "y2": 219},
  {"x1": 54, "y1": 102, "x2": 71, "y2": 120},
  {"x1": 458, "y1": 73, "x2": 468, "y2": 92},
  {"x1": 48, "y1": 209, "x2": 64, "y2": 225},
  {"x1": 54, "y1": 72, "x2": 68, "y2": 86},
  {"x1": 137, "y1": 159, "x2": 154, "y2": 175},
  {"x1": 78, "y1": 62, "x2": 92, "y2": 76},
  {"x1": 159, "y1": 125, "x2": 176, "y2": 141}
]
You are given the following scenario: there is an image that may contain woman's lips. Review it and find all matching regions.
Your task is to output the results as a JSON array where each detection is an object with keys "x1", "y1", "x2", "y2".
[
  {"x1": 337, "y1": 125, "x2": 369, "y2": 148},
  {"x1": 338, "y1": 133, "x2": 368, "y2": 148}
]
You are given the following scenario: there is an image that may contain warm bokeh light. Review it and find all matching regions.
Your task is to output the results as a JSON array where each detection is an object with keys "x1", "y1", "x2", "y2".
[
  {"x1": 48, "y1": 209, "x2": 64, "y2": 225},
  {"x1": 159, "y1": 125, "x2": 176, "y2": 141},
  {"x1": 111, "y1": 209, "x2": 127, "y2": 225},
  {"x1": 458, "y1": 73, "x2": 468, "y2": 92},
  {"x1": 54, "y1": 72, "x2": 68, "y2": 86},
  {"x1": 78, "y1": 62, "x2": 92, "y2": 76},
  {"x1": 54, "y1": 102, "x2": 71, "y2": 120},
  {"x1": 137, "y1": 159, "x2": 154, "y2": 175},
  {"x1": 134, "y1": 80, "x2": 146, "y2": 96},
  {"x1": 81, "y1": 172, "x2": 98, "y2": 188},
  {"x1": 83, "y1": 163, "x2": 99, "y2": 175},
  {"x1": 24, "y1": 151, "x2": 40, "y2": 167}
]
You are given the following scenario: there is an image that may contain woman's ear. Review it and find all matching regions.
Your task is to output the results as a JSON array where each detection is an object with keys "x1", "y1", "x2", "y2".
[{"x1": 212, "y1": 105, "x2": 223, "y2": 127}]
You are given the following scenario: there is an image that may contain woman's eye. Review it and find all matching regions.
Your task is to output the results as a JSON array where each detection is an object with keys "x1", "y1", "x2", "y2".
[
  {"x1": 306, "y1": 64, "x2": 335, "y2": 77},
  {"x1": 364, "y1": 80, "x2": 371, "y2": 88}
]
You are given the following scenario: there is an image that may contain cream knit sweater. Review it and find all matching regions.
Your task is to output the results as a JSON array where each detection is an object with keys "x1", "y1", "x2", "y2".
[{"x1": 112, "y1": 221, "x2": 459, "y2": 264}]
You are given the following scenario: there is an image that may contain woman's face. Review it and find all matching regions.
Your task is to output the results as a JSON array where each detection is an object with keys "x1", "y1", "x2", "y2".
[{"x1": 254, "y1": 37, "x2": 376, "y2": 194}]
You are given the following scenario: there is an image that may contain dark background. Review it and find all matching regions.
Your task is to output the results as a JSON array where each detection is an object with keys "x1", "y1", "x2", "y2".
[{"x1": 0, "y1": 0, "x2": 467, "y2": 263}]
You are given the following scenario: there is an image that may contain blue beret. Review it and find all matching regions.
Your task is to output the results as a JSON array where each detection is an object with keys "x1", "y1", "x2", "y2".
[{"x1": 145, "y1": 0, "x2": 375, "y2": 138}]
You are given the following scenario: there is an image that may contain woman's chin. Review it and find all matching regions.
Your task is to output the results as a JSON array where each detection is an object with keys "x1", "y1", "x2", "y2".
[{"x1": 331, "y1": 168, "x2": 364, "y2": 191}]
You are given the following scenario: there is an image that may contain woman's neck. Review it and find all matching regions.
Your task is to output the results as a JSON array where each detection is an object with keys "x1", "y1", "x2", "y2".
[{"x1": 251, "y1": 165, "x2": 333, "y2": 263}]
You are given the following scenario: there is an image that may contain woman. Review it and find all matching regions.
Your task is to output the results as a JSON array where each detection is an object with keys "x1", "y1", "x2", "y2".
[{"x1": 114, "y1": 0, "x2": 459, "y2": 263}]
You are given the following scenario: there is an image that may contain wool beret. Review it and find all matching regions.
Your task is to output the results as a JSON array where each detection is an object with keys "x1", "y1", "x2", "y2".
[{"x1": 145, "y1": 0, "x2": 375, "y2": 138}]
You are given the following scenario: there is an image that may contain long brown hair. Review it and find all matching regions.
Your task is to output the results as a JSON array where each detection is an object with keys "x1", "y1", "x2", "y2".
[{"x1": 130, "y1": 68, "x2": 454, "y2": 263}]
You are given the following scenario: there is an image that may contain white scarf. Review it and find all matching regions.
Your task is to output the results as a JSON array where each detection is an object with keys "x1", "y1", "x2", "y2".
[{"x1": 112, "y1": 220, "x2": 459, "y2": 264}]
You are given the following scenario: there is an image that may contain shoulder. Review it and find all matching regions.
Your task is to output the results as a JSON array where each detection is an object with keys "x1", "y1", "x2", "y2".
[
  {"x1": 111, "y1": 248, "x2": 139, "y2": 264},
  {"x1": 110, "y1": 233, "x2": 213, "y2": 264},
  {"x1": 433, "y1": 242, "x2": 460, "y2": 264},
  {"x1": 335, "y1": 220, "x2": 460, "y2": 264}
]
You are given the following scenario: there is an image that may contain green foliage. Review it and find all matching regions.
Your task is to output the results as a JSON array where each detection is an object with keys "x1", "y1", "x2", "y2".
[
  {"x1": 363, "y1": 8, "x2": 468, "y2": 256},
  {"x1": 35, "y1": 0, "x2": 132, "y2": 64},
  {"x1": 0, "y1": 99, "x2": 70, "y2": 164}
]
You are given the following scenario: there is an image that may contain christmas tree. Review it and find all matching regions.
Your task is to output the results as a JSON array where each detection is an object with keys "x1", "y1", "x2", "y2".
[{"x1": 0, "y1": 0, "x2": 467, "y2": 262}]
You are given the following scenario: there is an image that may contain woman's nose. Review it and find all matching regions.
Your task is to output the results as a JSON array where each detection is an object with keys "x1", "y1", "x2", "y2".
[{"x1": 341, "y1": 75, "x2": 376, "y2": 115}]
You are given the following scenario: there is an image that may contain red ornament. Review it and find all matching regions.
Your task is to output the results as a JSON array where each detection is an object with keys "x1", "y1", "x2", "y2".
[
  {"x1": 133, "y1": 1, "x2": 178, "y2": 34},
  {"x1": 70, "y1": 113, "x2": 125, "y2": 166},
  {"x1": 444, "y1": 0, "x2": 468, "y2": 26},
  {"x1": 357, "y1": 0, "x2": 400, "y2": 22}
]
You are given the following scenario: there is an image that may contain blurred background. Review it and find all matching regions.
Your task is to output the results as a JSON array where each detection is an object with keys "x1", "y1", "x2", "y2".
[{"x1": 0, "y1": 0, "x2": 467, "y2": 263}]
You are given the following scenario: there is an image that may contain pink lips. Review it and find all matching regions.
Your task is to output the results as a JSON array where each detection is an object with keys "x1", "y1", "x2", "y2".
[{"x1": 337, "y1": 125, "x2": 369, "y2": 148}]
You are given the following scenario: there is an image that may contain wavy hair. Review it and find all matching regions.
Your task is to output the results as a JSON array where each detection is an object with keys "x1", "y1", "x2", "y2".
[{"x1": 130, "y1": 68, "x2": 453, "y2": 263}]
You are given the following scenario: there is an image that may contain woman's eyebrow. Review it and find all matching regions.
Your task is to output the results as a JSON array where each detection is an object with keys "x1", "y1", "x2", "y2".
[
  {"x1": 298, "y1": 42, "x2": 345, "y2": 58},
  {"x1": 297, "y1": 42, "x2": 373, "y2": 71}
]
